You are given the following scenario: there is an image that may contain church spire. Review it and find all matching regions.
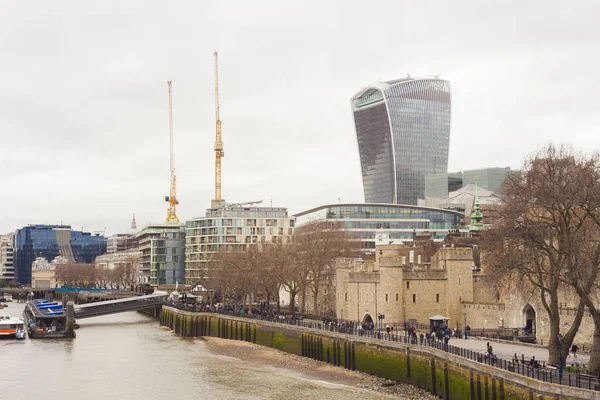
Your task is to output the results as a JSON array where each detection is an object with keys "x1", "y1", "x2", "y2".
[
  {"x1": 131, "y1": 214, "x2": 137, "y2": 230},
  {"x1": 470, "y1": 183, "x2": 484, "y2": 232}
]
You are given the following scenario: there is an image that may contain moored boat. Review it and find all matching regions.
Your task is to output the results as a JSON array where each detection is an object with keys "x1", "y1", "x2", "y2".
[
  {"x1": 0, "y1": 312, "x2": 25, "y2": 339},
  {"x1": 23, "y1": 299, "x2": 71, "y2": 339}
]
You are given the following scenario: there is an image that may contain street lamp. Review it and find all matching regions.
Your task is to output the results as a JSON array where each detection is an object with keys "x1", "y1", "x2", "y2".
[
  {"x1": 464, "y1": 312, "x2": 467, "y2": 339},
  {"x1": 557, "y1": 333, "x2": 563, "y2": 377}
]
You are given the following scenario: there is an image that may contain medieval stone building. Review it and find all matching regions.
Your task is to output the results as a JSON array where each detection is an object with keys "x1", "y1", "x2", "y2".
[{"x1": 335, "y1": 231, "x2": 596, "y2": 347}]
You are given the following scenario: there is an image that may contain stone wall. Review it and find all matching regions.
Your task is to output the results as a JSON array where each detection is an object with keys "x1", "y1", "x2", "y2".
[{"x1": 157, "y1": 306, "x2": 600, "y2": 400}]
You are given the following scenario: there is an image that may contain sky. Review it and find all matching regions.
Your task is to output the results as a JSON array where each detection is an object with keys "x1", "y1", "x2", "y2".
[{"x1": 1, "y1": 0, "x2": 599, "y2": 235}]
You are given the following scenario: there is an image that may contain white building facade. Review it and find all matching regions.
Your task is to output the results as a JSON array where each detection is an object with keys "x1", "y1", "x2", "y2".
[
  {"x1": 185, "y1": 206, "x2": 294, "y2": 285},
  {"x1": 0, "y1": 234, "x2": 15, "y2": 283}
]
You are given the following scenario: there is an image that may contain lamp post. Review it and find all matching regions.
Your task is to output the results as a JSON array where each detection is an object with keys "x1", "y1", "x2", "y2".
[
  {"x1": 557, "y1": 333, "x2": 563, "y2": 377},
  {"x1": 464, "y1": 312, "x2": 467, "y2": 339}
]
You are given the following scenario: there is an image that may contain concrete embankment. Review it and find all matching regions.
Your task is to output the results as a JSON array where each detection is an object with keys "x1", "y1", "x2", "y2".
[{"x1": 154, "y1": 306, "x2": 599, "y2": 400}]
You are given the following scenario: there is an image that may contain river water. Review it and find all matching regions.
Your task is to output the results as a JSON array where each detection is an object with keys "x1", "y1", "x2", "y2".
[{"x1": 0, "y1": 302, "x2": 418, "y2": 399}]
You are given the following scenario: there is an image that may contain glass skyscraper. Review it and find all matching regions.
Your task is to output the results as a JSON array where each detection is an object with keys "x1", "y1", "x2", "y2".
[
  {"x1": 14, "y1": 225, "x2": 107, "y2": 285},
  {"x1": 351, "y1": 78, "x2": 451, "y2": 205}
]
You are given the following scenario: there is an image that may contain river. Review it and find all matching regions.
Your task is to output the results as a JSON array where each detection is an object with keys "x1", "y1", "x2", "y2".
[{"x1": 0, "y1": 301, "x2": 434, "y2": 399}]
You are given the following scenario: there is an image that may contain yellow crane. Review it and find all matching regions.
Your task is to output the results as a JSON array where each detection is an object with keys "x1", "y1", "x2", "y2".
[
  {"x1": 165, "y1": 80, "x2": 180, "y2": 223},
  {"x1": 211, "y1": 51, "x2": 225, "y2": 209}
]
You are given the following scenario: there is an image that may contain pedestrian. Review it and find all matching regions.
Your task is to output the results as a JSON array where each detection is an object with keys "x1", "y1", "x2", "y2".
[{"x1": 572, "y1": 344, "x2": 579, "y2": 358}]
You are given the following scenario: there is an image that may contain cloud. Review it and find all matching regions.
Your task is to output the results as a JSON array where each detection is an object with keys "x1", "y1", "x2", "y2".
[{"x1": 0, "y1": 0, "x2": 599, "y2": 234}]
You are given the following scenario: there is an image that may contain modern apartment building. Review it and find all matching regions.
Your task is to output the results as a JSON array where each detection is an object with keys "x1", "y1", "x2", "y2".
[
  {"x1": 14, "y1": 225, "x2": 106, "y2": 285},
  {"x1": 185, "y1": 205, "x2": 294, "y2": 285},
  {"x1": 106, "y1": 234, "x2": 139, "y2": 254},
  {"x1": 351, "y1": 77, "x2": 451, "y2": 205},
  {"x1": 136, "y1": 223, "x2": 185, "y2": 286},
  {"x1": 0, "y1": 234, "x2": 15, "y2": 282}
]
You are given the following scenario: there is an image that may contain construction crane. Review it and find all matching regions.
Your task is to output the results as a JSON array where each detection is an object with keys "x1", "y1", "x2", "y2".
[
  {"x1": 165, "y1": 81, "x2": 180, "y2": 223},
  {"x1": 211, "y1": 51, "x2": 225, "y2": 209}
]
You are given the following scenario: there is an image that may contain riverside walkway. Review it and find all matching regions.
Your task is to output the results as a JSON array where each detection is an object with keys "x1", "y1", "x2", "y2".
[{"x1": 450, "y1": 337, "x2": 590, "y2": 365}]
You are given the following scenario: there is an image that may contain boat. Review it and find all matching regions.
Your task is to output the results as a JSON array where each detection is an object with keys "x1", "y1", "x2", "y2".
[
  {"x1": 0, "y1": 312, "x2": 25, "y2": 339},
  {"x1": 22, "y1": 299, "x2": 71, "y2": 339},
  {"x1": 15, "y1": 328, "x2": 25, "y2": 340}
]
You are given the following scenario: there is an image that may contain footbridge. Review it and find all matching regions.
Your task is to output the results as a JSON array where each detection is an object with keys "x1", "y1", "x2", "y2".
[{"x1": 74, "y1": 292, "x2": 168, "y2": 319}]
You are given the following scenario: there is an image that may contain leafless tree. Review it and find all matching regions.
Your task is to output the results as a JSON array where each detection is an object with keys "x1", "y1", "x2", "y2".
[
  {"x1": 56, "y1": 263, "x2": 96, "y2": 288},
  {"x1": 487, "y1": 145, "x2": 600, "y2": 367},
  {"x1": 294, "y1": 220, "x2": 358, "y2": 315}
]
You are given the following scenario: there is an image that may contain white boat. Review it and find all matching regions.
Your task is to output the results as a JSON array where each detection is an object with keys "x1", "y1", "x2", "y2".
[{"x1": 0, "y1": 312, "x2": 25, "y2": 339}]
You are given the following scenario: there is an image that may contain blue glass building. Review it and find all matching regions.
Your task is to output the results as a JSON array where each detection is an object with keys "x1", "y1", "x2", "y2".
[
  {"x1": 14, "y1": 225, "x2": 106, "y2": 285},
  {"x1": 351, "y1": 78, "x2": 451, "y2": 205}
]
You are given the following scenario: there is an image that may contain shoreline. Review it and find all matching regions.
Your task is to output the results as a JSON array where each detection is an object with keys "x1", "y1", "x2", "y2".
[{"x1": 202, "y1": 336, "x2": 436, "y2": 399}]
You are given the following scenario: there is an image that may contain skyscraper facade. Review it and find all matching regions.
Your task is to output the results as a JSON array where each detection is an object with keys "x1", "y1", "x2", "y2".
[
  {"x1": 14, "y1": 225, "x2": 106, "y2": 285},
  {"x1": 351, "y1": 78, "x2": 451, "y2": 205}
]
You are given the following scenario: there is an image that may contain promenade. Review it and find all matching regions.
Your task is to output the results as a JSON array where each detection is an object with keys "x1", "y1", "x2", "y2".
[{"x1": 449, "y1": 337, "x2": 590, "y2": 365}]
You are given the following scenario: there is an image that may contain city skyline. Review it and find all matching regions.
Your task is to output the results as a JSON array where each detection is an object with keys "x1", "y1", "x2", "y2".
[{"x1": 1, "y1": 1, "x2": 599, "y2": 235}]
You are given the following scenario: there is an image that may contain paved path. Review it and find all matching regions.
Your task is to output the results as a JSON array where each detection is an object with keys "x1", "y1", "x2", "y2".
[{"x1": 447, "y1": 337, "x2": 589, "y2": 365}]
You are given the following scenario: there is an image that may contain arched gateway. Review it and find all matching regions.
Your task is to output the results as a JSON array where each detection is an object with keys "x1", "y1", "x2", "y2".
[
  {"x1": 362, "y1": 313, "x2": 374, "y2": 331},
  {"x1": 522, "y1": 304, "x2": 536, "y2": 336}
]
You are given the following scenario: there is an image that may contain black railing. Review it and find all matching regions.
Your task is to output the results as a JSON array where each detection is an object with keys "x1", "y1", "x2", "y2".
[{"x1": 162, "y1": 302, "x2": 600, "y2": 392}]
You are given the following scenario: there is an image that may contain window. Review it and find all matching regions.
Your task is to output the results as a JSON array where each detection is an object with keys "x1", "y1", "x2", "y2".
[
  {"x1": 409, "y1": 250, "x2": 414, "y2": 263},
  {"x1": 412, "y1": 294, "x2": 416, "y2": 303},
  {"x1": 417, "y1": 254, "x2": 421, "y2": 264},
  {"x1": 345, "y1": 293, "x2": 347, "y2": 301},
  {"x1": 436, "y1": 294, "x2": 439, "y2": 303},
  {"x1": 402, "y1": 256, "x2": 406, "y2": 265},
  {"x1": 406, "y1": 281, "x2": 410, "y2": 289},
  {"x1": 396, "y1": 293, "x2": 399, "y2": 302},
  {"x1": 385, "y1": 294, "x2": 388, "y2": 302}
]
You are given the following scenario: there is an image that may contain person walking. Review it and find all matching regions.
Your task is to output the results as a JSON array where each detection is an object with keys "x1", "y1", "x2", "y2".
[{"x1": 571, "y1": 344, "x2": 579, "y2": 358}]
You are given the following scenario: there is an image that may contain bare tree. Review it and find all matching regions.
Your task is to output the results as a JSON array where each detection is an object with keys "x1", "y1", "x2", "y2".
[
  {"x1": 56, "y1": 263, "x2": 96, "y2": 288},
  {"x1": 294, "y1": 220, "x2": 358, "y2": 315},
  {"x1": 267, "y1": 242, "x2": 300, "y2": 313},
  {"x1": 487, "y1": 145, "x2": 600, "y2": 367}
]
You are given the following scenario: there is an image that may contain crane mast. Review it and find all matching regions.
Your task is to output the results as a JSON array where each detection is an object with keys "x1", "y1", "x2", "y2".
[
  {"x1": 165, "y1": 80, "x2": 180, "y2": 223},
  {"x1": 211, "y1": 51, "x2": 225, "y2": 208}
]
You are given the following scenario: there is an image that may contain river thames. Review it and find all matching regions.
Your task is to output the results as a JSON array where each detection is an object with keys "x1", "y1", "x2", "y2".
[{"x1": 0, "y1": 301, "x2": 434, "y2": 399}]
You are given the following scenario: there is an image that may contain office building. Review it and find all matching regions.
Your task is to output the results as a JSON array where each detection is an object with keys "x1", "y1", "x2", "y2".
[
  {"x1": 294, "y1": 203, "x2": 464, "y2": 252},
  {"x1": 137, "y1": 223, "x2": 185, "y2": 286},
  {"x1": 14, "y1": 225, "x2": 106, "y2": 285},
  {"x1": 424, "y1": 167, "x2": 510, "y2": 199},
  {"x1": 351, "y1": 77, "x2": 451, "y2": 205}
]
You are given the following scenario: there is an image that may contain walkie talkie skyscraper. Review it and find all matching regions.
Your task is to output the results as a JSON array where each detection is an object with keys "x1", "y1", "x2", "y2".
[{"x1": 351, "y1": 77, "x2": 451, "y2": 205}]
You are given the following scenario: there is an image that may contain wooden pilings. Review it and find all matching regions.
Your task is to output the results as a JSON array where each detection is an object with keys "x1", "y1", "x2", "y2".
[
  {"x1": 65, "y1": 301, "x2": 76, "y2": 338},
  {"x1": 301, "y1": 333, "x2": 355, "y2": 370}
]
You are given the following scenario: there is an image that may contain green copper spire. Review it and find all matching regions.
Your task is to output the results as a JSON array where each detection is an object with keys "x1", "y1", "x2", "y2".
[{"x1": 470, "y1": 182, "x2": 484, "y2": 231}]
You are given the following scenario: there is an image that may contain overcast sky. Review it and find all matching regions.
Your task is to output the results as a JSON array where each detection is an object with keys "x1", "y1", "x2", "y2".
[{"x1": 1, "y1": 0, "x2": 599, "y2": 235}]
